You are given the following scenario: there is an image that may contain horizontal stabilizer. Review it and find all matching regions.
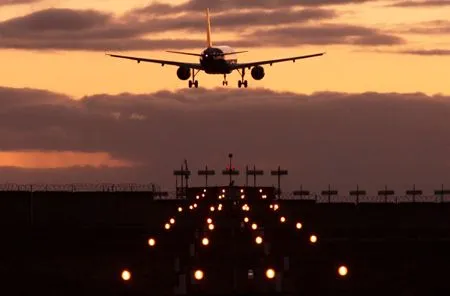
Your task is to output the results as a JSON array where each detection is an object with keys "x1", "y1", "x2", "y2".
[{"x1": 166, "y1": 50, "x2": 202, "y2": 57}]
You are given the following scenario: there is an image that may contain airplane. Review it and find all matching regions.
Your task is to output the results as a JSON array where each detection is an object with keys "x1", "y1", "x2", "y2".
[{"x1": 106, "y1": 8, "x2": 325, "y2": 89}]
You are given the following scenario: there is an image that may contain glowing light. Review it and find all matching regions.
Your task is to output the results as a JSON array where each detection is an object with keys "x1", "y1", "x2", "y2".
[
  {"x1": 280, "y1": 216, "x2": 286, "y2": 223},
  {"x1": 178, "y1": 207, "x2": 183, "y2": 212},
  {"x1": 310, "y1": 235, "x2": 318, "y2": 243},
  {"x1": 194, "y1": 203, "x2": 198, "y2": 208},
  {"x1": 202, "y1": 237, "x2": 209, "y2": 246},
  {"x1": 251, "y1": 223, "x2": 257, "y2": 230},
  {"x1": 255, "y1": 236, "x2": 263, "y2": 244},
  {"x1": 265, "y1": 268, "x2": 275, "y2": 279},
  {"x1": 121, "y1": 270, "x2": 131, "y2": 281},
  {"x1": 296, "y1": 222, "x2": 302, "y2": 229},
  {"x1": 208, "y1": 223, "x2": 215, "y2": 230},
  {"x1": 240, "y1": 189, "x2": 244, "y2": 193},
  {"x1": 196, "y1": 195, "x2": 200, "y2": 200},
  {"x1": 262, "y1": 194, "x2": 267, "y2": 199},
  {"x1": 170, "y1": 218, "x2": 175, "y2": 224},
  {"x1": 201, "y1": 193, "x2": 205, "y2": 197},
  {"x1": 241, "y1": 194, "x2": 245, "y2": 199},
  {"x1": 210, "y1": 206, "x2": 215, "y2": 212},
  {"x1": 189, "y1": 205, "x2": 193, "y2": 210},
  {"x1": 203, "y1": 189, "x2": 207, "y2": 193},
  {"x1": 270, "y1": 204, "x2": 273, "y2": 209},
  {"x1": 274, "y1": 204, "x2": 279, "y2": 211},
  {"x1": 222, "y1": 189, "x2": 225, "y2": 193},
  {"x1": 164, "y1": 223, "x2": 171, "y2": 230},
  {"x1": 194, "y1": 269, "x2": 204, "y2": 280},
  {"x1": 148, "y1": 238, "x2": 156, "y2": 247},
  {"x1": 207, "y1": 218, "x2": 212, "y2": 224},
  {"x1": 244, "y1": 217, "x2": 249, "y2": 223},
  {"x1": 338, "y1": 265, "x2": 348, "y2": 277},
  {"x1": 259, "y1": 189, "x2": 263, "y2": 193}
]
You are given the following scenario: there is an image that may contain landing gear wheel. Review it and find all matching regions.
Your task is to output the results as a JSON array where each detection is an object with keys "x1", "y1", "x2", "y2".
[
  {"x1": 189, "y1": 81, "x2": 193, "y2": 88},
  {"x1": 243, "y1": 80, "x2": 248, "y2": 88},
  {"x1": 237, "y1": 68, "x2": 248, "y2": 89},
  {"x1": 194, "y1": 80, "x2": 199, "y2": 88},
  {"x1": 238, "y1": 80, "x2": 242, "y2": 88}
]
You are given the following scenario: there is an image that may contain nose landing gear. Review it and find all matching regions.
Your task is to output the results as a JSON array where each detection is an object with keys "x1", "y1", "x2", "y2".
[{"x1": 222, "y1": 74, "x2": 228, "y2": 86}]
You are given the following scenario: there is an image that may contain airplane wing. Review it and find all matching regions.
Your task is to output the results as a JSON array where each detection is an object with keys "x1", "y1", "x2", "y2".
[
  {"x1": 232, "y1": 52, "x2": 325, "y2": 69},
  {"x1": 106, "y1": 54, "x2": 203, "y2": 70}
]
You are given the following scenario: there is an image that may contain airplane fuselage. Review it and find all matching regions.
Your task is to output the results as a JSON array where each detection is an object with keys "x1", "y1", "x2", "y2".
[{"x1": 200, "y1": 46, "x2": 237, "y2": 74}]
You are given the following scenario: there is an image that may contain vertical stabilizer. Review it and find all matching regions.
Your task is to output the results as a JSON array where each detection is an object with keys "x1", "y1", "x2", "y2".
[{"x1": 206, "y1": 8, "x2": 213, "y2": 48}]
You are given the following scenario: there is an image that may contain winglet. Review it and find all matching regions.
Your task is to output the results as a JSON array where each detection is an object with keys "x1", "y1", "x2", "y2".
[{"x1": 206, "y1": 8, "x2": 213, "y2": 48}]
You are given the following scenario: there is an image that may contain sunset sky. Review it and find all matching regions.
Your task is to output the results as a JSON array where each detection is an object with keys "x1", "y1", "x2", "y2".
[{"x1": 0, "y1": 0, "x2": 449, "y2": 193}]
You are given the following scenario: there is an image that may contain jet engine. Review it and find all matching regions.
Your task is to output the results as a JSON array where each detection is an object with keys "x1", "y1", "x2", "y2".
[
  {"x1": 177, "y1": 66, "x2": 191, "y2": 80},
  {"x1": 251, "y1": 66, "x2": 265, "y2": 80}
]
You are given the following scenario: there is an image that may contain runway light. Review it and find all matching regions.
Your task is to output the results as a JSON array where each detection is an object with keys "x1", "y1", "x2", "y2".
[
  {"x1": 241, "y1": 194, "x2": 245, "y2": 199},
  {"x1": 148, "y1": 238, "x2": 156, "y2": 247},
  {"x1": 240, "y1": 189, "x2": 244, "y2": 193},
  {"x1": 274, "y1": 204, "x2": 279, "y2": 211},
  {"x1": 194, "y1": 203, "x2": 198, "y2": 208},
  {"x1": 248, "y1": 269, "x2": 254, "y2": 279},
  {"x1": 310, "y1": 234, "x2": 318, "y2": 243},
  {"x1": 259, "y1": 189, "x2": 263, "y2": 193},
  {"x1": 170, "y1": 218, "x2": 175, "y2": 224},
  {"x1": 296, "y1": 222, "x2": 302, "y2": 229},
  {"x1": 121, "y1": 270, "x2": 131, "y2": 281},
  {"x1": 280, "y1": 216, "x2": 286, "y2": 223},
  {"x1": 189, "y1": 205, "x2": 193, "y2": 210},
  {"x1": 201, "y1": 193, "x2": 205, "y2": 197},
  {"x1": 338, "y1": 265, "x2": 348, "y2": 277},
  {"x1": 164, "y1": 223, "x2": 170, "y2": 230},
  {"x1": 244, "y1": 217, "x2": 249, "y2": 223},
  {"x1": 251, "y1": 223, "x2": 257, "y2": 230},
  {"x1": 210, "y1": 206, "x2": 215, "y2": 212},
  {"x1": 265, "y1": 268, "x2": 275, "y2": 279},
  {"x1": 196, "y1": 195, "x2": 200, "y2": 200},
  {"x1": 255, "y1": 236, "x2": 263, "y2": 244},
  {"x1": 203, "y1": 189, "x2": 207, "y2": 193},
  {"x1": 222, "y1": 189, "x2": 226, "y2": 193},
  {"x1": 270, "y1": 204, "x2": 273, "y2": 209},
  {"x1": 194, "y1": 269, "x2": 204, "y2": 280},
  {"x1": 202, "y1": 237, "x2": 209, "y2": 246},
  {"x1": 208, "y1": 223, "x2": 215, "y2": 230},
  {"x1": 207, "y1": 218, "x2": 212, "y2": 224},
  {"x1": 262, "y1": 194, "x2": 267, "y2": 199},
  {"x1": 178, "y1": 207, "x2": 183, "y2": 212}
]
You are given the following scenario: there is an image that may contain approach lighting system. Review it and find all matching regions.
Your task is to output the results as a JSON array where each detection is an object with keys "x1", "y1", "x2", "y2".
[
  {"x1": 121, "y1": 270, "x2": 131, "y2": 281},
  {"x1": 296, "y1": 222, "x2": 302, "y2": 230},
  {"x1": 338, "y1": 265, "x2": 348, "y2": 277},
  {"x1": 194, "y1": 269, "x2": 204, "y2": 280},
  {"x1": 202, "y1": 237, "x2": 209, "y2": 246},
  {"x1": 310, "y1": 234, "x2": 318, "y2": 243},
  {"x1": 178, "y1": 207, "x2": 183, "y2": 212},
  {"x1": 164, "y1": 223, "x2": 171, "y2": 230},
  {"x1": 208, "y1": 223, "x2": 215, "y2": 230},
  {"x1": 265, "y1": 268, "x2": 275, "y2": 279},
  {"x1": 170, "y1": 218, "x2": 175, "y2": 224},
  {"x1": 148, "y1": 238, "x2": 156, "y2": 247},
  {"x1": 280, "y1": 216, "x2": 286, "y2": 223},
  {"x1": 255, "y1": 236, "x2": 263, "y2": 244}
]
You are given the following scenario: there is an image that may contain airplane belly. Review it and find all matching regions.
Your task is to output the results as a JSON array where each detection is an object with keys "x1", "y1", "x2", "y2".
[{"x1": 202, "y1": 59, "x2": 233, "y2": 74}]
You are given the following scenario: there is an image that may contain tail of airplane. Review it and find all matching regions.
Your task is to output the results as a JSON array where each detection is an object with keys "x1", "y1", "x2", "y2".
[{"x1": 206, "y1": 8, "x2": 213, "y2": 48}]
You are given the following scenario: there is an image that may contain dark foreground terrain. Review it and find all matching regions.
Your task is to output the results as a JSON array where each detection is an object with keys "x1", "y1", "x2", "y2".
[{"x1": 1, "y1": 188, "x2": 449, "y2": 296}]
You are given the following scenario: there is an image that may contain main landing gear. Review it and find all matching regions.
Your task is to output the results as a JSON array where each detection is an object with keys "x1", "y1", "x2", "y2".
[
  {"x1": 222, "y1": 74, "x2": 228, "y2": 86},
  {"x1": 189, "y1": 69, "x2": 200, "y2": 88},
  {"x1": 236, "y1": 68, "x2": 248, "y2": 88}
]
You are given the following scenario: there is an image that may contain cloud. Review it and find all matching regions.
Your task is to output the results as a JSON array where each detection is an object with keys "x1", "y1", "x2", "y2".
[
  {"x1": 389, "y1": 0, "x2": 450, "y2": 7},
  {"x1": 398, "y1": 49, "x2": 450, "y2": 56},
  {"x1": 243, "y1": 25, "x2": 405, "y2": 47},
  {"x1": 1, "y1": 86, "x2": 450, "y2": 193},
  {"x1": 399, "y1": 20, "x2": 450, "y2": 35},
  {"x1": 0, "y1": 8, "x2": 402, "y2": 50},
  {"x1": 132, "y1": 0, "x2": 378, "y2": 15},
  {"x1": 0, "y1": 0, "x2": 40, "y2": 6}
]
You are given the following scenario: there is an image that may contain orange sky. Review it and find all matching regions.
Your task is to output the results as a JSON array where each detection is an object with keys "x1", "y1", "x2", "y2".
[
  {"x1": 0, "y1": 0, "x2": 449, "y2": 174},
  {"x1": 0, "y1": 0, "x2": 449, "y2": 97}
]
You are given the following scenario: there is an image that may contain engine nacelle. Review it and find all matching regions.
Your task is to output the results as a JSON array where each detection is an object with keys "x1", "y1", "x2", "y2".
[
  {"x1": 177, "y1": 66, "x2": 191, "y2": 80},
  {"x1": 251, "y1": 66, "x2": 265, "y2": 80}
]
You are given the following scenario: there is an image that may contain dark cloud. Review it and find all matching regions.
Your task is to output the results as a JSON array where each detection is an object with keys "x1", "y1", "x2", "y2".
[
  {"x1": 133, "y1": 0, "x2": 377, "y2": 15},
  {"x1": 0, "y1": 8, "x2": 402, "y2": 50},
  {"x1": 400, "y1": 20, "x2": 450, "y2": 35},
  {"x1": 0, "y1": 0, "x2": 40, "y2": 6},
  {"x1": 1, "y1": 86, "x2": 450, "y2": 193},
  {"x1": 243, "y1": 25, "x2": 405, "y2": 47},
  {"x1": 398, "y1": 49, "x2": 450, "y2": 56},
  {"x1": 389, "y1": 0, "x2": 450, "y2": 7}
]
